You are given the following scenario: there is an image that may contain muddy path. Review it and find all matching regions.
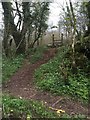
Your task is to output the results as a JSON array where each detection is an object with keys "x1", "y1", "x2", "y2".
[{"x1": 3, "y1": 48, "x2": 88, "y2": 116}]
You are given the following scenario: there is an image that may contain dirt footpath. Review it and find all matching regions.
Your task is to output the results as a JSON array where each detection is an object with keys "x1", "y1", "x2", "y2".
[{"x1": 3, "y1": 48, "x2": 88, "y2": 116}]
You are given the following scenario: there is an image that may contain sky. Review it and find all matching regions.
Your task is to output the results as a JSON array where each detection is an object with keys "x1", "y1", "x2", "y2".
[
  {"x1": 48, "y1": 0, "x2": 77, "y2": 26},
  {"x1": 47, "y1": 0, "x2": 77, "y2": 31},
  {"x1": 48, "y1": 0, "x2": 66, "y2": 26},
  {"x1": 48, "y1": 2, "x2": 61, "y2": 27}
]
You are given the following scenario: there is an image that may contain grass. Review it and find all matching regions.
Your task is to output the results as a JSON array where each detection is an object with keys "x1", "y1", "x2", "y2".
[
  {"x1": 2, "y1": 94, "x2": 87, "y2": 119},
  {"x1": 34, "y1": 46, "x2": 89, "y2": 104},
  {"x1": 2, "y1": 54, "x2": 25, "y2": 83},
  {"x1": 2, "y1": 45, "x2": 89, "y2": 119},
  {"x1": 2, "y1": 46, "x2": 48, "y2": 83},
  {"x1": 2, "y1": 94, "x2": 58, "y2": 118},
  {"x1": 27, "y1": 45, "x2": 48, "y2": 63}
]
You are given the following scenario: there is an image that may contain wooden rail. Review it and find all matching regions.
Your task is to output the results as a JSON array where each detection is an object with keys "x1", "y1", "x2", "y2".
[
  {"x1": 53, "y1": 40, "x2": 62, "y2": 47},
  {"x1": 47, "y1": 40, "x2": 62, "y2": 47}
]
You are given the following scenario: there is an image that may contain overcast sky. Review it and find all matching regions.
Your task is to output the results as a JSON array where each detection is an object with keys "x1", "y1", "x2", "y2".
[{"x1": 48, "y1": 0, "x2": 77, "y2": 26}]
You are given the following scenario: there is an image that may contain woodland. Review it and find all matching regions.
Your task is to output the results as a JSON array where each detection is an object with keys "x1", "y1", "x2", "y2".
[{"x1": 1, "y1": 0, "x2": 90, "y2": 119}]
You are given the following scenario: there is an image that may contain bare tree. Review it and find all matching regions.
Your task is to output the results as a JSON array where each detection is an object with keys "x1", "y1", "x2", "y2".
[{"x1": 2, "y1": 1, "x2": 50, "y2": 56}]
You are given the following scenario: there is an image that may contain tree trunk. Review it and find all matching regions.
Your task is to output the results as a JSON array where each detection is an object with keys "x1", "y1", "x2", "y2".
[
  {"x1": 2, "y1": 2, "x2": 26, "y2": 55},
  {"x1": 87, "y1": 1, "x2": 90, "y2": 35}
]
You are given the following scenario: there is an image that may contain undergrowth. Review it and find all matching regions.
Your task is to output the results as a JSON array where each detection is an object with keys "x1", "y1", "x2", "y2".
[
  {"x1": 2, "y1": 46, "x2": 48, "y2": 83},
  {"x1": 2, "y1": 94, "x2": 58, "y2": 119},
  {"x1": 0, "y1": 56, "x2": 2, "y2": 84},
  {"x1": 2, "y1": 95, "x2": 87, "y2": 119},
  {"x1": 35, "y1": 46, "x2": 89, "y2": 104},
  {"x1": 2, "y1": 45, "x2": 89, "y2": 119},
  {"x1": 2, "y1": 54, "x2": 24, "y2": 83},
  {"x1": 27, "y1": 46, "x2": 48, "y2": 63}
]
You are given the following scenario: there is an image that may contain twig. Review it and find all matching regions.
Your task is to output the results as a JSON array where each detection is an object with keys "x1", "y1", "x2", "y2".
[{"x1": 52, "y1": 98, "x2": 63, "y2": 107}]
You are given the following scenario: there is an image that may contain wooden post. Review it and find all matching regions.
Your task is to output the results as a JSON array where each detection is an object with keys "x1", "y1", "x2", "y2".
[
  {"x1": 58, "y1": 22, "x2": 61, "y2": 40},
  {"x1": 61, "y1": 33, "x2": 63, "y2": 45},
  {"x1": 52, "y1": 34, "x2": 55, "y2": 47}
]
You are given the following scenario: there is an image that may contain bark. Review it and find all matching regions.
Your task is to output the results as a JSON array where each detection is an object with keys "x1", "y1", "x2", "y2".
[
  {"x1": 86, "y1": 1, "x2": 90, "y2": 35},
  {"x1": 2, "y1": 2, "x2": 26, "y2": 55}
]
